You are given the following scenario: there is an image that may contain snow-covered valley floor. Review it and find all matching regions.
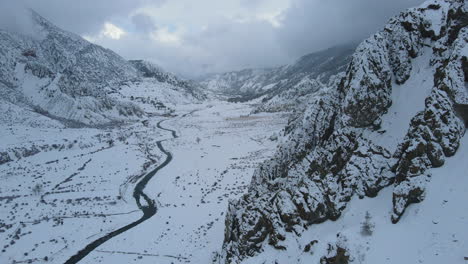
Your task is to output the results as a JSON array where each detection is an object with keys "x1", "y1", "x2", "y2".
[{"x1": 0, "y1": 101, "x2": 288, "y2": 264}]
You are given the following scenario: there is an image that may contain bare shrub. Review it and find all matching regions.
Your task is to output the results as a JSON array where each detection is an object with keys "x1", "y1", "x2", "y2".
[{"x1": 32, "y1": 184, "x2": 43, "y2": 196}]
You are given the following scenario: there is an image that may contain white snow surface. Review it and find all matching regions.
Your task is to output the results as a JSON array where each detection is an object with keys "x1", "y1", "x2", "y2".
[
  {"x1": 1, "y1": 1, "x2": 467, "y2": 263},
  {"x1": 243, "y1": 132, "x2": 468, "y2": 264},
  {"x1": 364, "y1": 47, "x2": 435, "y2": 152},
  {"x1": 0, "y1": 101, "x2": 288, "y2": 264}
]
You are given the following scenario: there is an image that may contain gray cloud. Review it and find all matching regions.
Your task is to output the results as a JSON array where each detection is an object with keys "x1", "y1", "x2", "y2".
[
  {"x1": 276, "y1": 0, "x2": 424, "y2": 58},
  {"x1": 17, "y1": 0, "x2": 165, "y2": 36},
  {"x1": 0, "y1": 1, "x2": 36, "y2": 37},
  {"x1": 93, "y1": 18, "x2": 288, "y2": 78},
  {"x1": 1, "y1": 0, "x2": 425, "y2": 77},
  {"x1": 131, "y1": 14, "x2": 158, "y2": 34}
]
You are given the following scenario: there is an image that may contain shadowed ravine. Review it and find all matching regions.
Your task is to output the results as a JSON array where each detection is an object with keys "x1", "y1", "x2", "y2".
[{"x1": 64, "y1": 119, "x2": 178, "y2": 264}]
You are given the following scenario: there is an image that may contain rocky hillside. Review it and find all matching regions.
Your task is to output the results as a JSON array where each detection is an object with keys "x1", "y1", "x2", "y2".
[
  {"x1": 220, "y1": 0, "x2": 467, "y2": 262},
  {"x1": 200, "y1": 45, "x2": 355, "y2": 112},
  {"x1": 0, "y1": 10, "x2": 202, "y2": 127},
  {"x1": 130, "y1": 59, "x2": 206, "y2": 100}
]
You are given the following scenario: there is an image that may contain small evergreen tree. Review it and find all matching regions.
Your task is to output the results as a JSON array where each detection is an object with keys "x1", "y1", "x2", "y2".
[{"x1": 360, "y1": 211, "x2": 375, "y2": 236}]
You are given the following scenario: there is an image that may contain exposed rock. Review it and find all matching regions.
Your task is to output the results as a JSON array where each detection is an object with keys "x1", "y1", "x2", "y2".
[
  {"x1": 220, "y1": 1, "x2": 467, "y2": 263},
  {"x1": 391, "y1": 22, "x2": 467, "y2": 222},
  {"x1": 320, "y1": 246, "x2": 350, "y2": 264},
  {"x1": 21, "y1": 49, "x2": 37, "y2": 58},
  {"x1": 0, "y1": 152, "x2": 13, "y2": 165}
]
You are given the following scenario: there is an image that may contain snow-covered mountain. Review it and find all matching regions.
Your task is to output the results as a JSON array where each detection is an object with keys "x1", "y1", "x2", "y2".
[
  {"x1": 1, "y1": 1, "x2": 467, "y2": 264},
  {"x1": 0, "y1": 10, "x2": 202, "y2": 127},
  {"x1": 129, "y1": 60, "x2": 205, "y2": 100},
  {"x1": 221, "y1": 0, "x2": 467, "y2": 263},
  {"x1": 199, "y1": 45, "x2": 355, "y2": 112}
]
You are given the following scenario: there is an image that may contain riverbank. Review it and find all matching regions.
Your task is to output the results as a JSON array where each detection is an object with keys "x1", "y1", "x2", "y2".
[{"x1": 0, "y1": 101, "x2": 288, "y2": 264}]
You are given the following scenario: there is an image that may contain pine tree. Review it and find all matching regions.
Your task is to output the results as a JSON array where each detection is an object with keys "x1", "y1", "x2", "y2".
[{"x1": 360, "y1": 211, "x2": 374, "y2": 236}]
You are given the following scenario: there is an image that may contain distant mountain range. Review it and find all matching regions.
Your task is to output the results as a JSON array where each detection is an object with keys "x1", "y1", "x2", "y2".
[{"x1": 199, "y1": 44, "x2": 355, "y2": 112}]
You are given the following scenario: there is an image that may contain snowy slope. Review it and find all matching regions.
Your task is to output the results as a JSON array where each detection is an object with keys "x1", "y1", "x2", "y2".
[
  {"x1": 0, "y1": 11, "x2": 142, "y2": 126},
  {"x1": 0, "y1": 101, "x2": 289, "y2": 264},
  {"x1": 129, "y1": 60, "x2": 206, "y2": 101},
  {"x1": 220, "y1": 0, "x2": 468, "y2": 263},
  {"x1": 199, "y1": 45, "x2": 355, "y2": 112},
  {"x1": 0, "y1": 10, "x2": 203, "y2": 127},
  {"x1": 242, "y1": 133, "x2": 468, "y2": 264}
]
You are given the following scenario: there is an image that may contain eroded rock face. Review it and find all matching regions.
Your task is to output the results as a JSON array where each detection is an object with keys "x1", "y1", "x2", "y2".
[
  {"x1": 220, "y1": 1, "x2": 467, "y2": 263},
  {"x1": 342, "y1": 35, "x2": 393, "y2": 128},
  {"x1": 320, "y1": 246, "x2": 350, "y2": 264},
  {"x1": 391, "y1": 88, "x2": 465, "y2": 222},
  {"x1": 391, "y1": 14, "x2": 468, "y2": 222}
]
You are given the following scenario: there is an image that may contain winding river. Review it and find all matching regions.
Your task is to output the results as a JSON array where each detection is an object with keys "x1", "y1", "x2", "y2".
[{"x1": 64, "y1": 119, "x2": 178, "y2": 264}]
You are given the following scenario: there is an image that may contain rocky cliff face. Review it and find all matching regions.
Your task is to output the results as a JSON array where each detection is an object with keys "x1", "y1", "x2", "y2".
[{"x1": 220, "y1": 0, "x2": 467, "y2": 262}]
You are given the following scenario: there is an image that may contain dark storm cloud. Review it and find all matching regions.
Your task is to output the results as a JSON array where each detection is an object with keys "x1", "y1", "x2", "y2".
[
  {"x1": 94, "y1": 0, "x2": 425, "y2": 76},
  {"x1": 0, "y1": 0, "x2": 425, "y2": 76},
  {"x1": 169, "y1": 0, "x2": 424, "y2": 76},
  {"x1": 277, "y1": 0, "x2": 425, "y2": 58},
  {"x1": 16, "y1": 0, "x2": 164, "y2": 36},
  {"x1": 184, "y1": 18, "x2": 288, "y2": 73}
]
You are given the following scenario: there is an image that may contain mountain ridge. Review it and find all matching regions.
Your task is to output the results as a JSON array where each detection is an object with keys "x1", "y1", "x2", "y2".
[
  {"x1": 199, "y1": 44, "x2": 355, "y2": 113},
  {"x1": 0, "y1": 10, "x2": 202, "y2": 127},
  {"x1": 220, "y1": 0, "x2": 467, "y2": 262}
]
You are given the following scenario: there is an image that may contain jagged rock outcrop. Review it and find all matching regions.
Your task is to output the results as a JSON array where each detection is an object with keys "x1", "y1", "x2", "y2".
[
  {"x1": 220, "y1": 1, "x2": 467, "y2": 262},
  {"x1": 391, "y1": 3, "x2": 468, "y2": 221}
]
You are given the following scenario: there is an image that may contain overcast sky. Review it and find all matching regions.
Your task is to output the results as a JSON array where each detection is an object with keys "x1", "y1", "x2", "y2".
[{"x1": 1, "y1": 0, "x2": 424, "y2": 77}]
